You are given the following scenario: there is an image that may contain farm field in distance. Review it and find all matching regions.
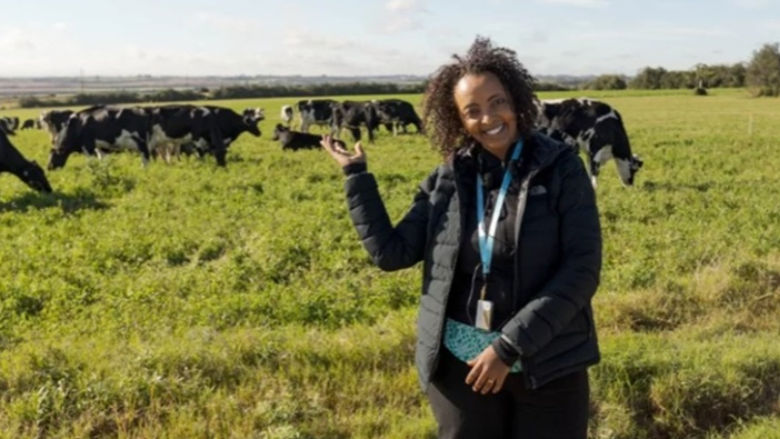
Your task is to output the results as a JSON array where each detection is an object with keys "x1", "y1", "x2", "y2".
[{"x1": 0, "y1": 89, "x2": 778, "y2": 438}]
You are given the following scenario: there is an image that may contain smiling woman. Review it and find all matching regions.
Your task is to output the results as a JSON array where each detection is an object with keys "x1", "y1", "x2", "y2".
[{"x1": 322, "y1": 36, "x2": 602, "y2": 439}]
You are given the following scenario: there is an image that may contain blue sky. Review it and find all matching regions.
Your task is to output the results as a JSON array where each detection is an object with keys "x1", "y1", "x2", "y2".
[{"x1": 0, "y1": 0, "x2": 777, "y2": 77}]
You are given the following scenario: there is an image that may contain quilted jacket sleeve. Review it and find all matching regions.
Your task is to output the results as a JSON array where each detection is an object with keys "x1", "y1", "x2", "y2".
[
  {"x1": 344, "y1": 167, "x2": 439, "y2": 271},
  {"x1": 500, "y1": 151, "x2": 602, "y2": 357}
]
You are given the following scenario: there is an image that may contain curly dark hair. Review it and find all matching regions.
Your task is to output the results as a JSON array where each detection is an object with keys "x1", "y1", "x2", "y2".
[{"x1": 422, "y1": 36, "x2": 537, "y2": 157}]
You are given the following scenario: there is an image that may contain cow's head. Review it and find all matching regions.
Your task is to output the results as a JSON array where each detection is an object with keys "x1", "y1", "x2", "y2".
[
  {"x1": 242, "y1": 108, "x2": 264, "y2": 136},
  {"x1": 616, "y1": 154, "x2": 644, "y2": 186},
  {"x1": 272, "y1": 123, "x2": 288, "y2": 141},
  {"x1": 20, "y1": 160, "x2": 53, "y2": 193},
  {"x1": 47, "y1": 115, "x2": 81, "y2": 170}
]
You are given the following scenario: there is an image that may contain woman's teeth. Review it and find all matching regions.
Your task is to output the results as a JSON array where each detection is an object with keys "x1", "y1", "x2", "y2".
[{"x1": 485, "y1": 125, "x2": 504, "y2": 135}]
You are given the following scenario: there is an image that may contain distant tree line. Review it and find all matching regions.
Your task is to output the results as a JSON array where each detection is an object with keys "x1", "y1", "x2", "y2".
[{"x1": 581, "y1": 63, "x2": 746, "y2": 90}]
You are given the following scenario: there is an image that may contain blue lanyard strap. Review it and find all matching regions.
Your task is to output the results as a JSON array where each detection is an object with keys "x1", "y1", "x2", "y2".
[{"x1": 476, "y1": 139, "x2": 524, "y2": 279}]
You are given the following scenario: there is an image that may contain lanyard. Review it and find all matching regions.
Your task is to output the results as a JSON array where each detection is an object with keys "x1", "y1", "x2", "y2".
[{"x1": 476, "y1": 139, "x2": 524, "y2": 286}]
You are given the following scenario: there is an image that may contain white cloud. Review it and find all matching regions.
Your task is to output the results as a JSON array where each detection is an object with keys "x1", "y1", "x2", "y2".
[{"x1": 380, "y1": 0, "x2": 428, "y2": 33}]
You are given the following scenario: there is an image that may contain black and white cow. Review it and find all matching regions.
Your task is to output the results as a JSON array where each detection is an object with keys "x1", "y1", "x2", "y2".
[
  {"x1": 297, "y1": 99, "x2": 337, "y2": 133},
  {"x1": 40, "y1": 109, "x2": 75, "y2": 144},
  {"x1": 272, "y1": 123, "x2": 345, "y2": 151},
  {"x1": 48, "y1": 105, "x2": 152, "y2": 170},
  {"x1": 147, "y1": 105, "x2": 262, "y2": 166},
  {"x1": 331, "y1": 100, "x2": 379, "y2": 142},
  {"x1": 535, "y1": 98, "x2": 643, "y2": 187},
  {"x1": 280, "y1": 105, "x2": 294, "y2": 126},
  {"x1": 372, "y1": 99, "x2": 423, "y2": 135},
  {"x1": 0, "y1": 117, "x2": 19, "y2": 135},
  {"x1": 1, "y1": 129, "x2": 52, "y2": 193}
]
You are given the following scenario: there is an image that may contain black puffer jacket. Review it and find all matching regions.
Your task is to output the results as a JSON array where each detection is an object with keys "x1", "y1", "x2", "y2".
[{"x1": 344, "y1": 132, "x2": 601, "y2": 390}]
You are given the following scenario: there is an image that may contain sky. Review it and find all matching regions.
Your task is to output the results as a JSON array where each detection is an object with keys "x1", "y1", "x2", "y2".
[{"x1": 0, "y1": 0, "x2": 778, "y2": 78}]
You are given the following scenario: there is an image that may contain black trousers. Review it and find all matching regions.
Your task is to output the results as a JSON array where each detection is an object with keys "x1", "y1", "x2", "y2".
[{"x1": 427, "y1": 348, "x2": 589, "y2": 439}]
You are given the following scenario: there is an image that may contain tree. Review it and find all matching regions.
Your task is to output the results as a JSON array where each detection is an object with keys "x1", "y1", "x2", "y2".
[
  {"x1": 630, "y1": 67, "x2": 667, "y2": 89},
  {"x1": 746, "y1": 43, "x2": 780, "y2": 97},
  {"x1": 584, "y1": 74, "x2": 627, "y2": 90}
]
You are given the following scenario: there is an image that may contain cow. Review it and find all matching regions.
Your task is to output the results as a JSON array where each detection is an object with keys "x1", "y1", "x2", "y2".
[
  {"x1": 272, "y1": 123, "x2": 345, "y2": 151},
  {"x1": 21, "y1": 118, "x2": 39, "y2": 130},
  {"x1": 372, "y1": 99, "x2": 423, "y2": 135},
  {"x1": 147, "y1": 105, "x2": 262, "y2": 166},
  {"x1": 280, "y1": 105, "x2": 294, "y2": 126},
  {"x1": 1, "y1": 129, "x2": 52, "y2": 193},
  {"x1": 0, "y1": 117, "x2": 19, "y2": 135},
  {"x1": 535, "y1": 98, "x2": 643, "y2": 187},
  {"x1": 40, "y1": 109, "x2": 75, "y2": 144},
  {"x1": 48, "y1": 105, "x2": 152, "y2": 170},
  {"x1": 297, "y1": 99, "x2": 337, "y2": 133},
  {"x1": 331, "y1": 100, "x2": 379, "y2": 142}
]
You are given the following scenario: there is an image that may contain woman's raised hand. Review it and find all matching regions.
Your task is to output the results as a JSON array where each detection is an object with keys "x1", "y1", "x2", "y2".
[{"x1": 321, "y1": 135, "x2": 366, "y2": 168}]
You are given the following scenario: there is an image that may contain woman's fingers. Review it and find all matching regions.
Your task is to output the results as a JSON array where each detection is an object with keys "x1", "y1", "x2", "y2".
[
  {"x1": 491, "y1": 376, "x2": 505, "y2": 394},
  {"x1": 465, "y1": 358, "x2": 481, "y2": 386},
  {"x1": 474, "y1": 370, "x2": 492, "y2": 394}
]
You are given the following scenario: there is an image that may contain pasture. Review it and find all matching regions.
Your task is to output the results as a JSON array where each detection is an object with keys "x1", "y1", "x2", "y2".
[{"x1": 0, "y1": 89, "x2": 778, "y2": 438}]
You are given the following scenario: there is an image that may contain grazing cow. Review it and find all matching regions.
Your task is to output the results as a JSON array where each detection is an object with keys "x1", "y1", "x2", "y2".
[
  {"x1": 48, "y1": 106, "x2": 152, "y2": 170},
  {"x1": 297, "y1": 99, "x2": 337, "y2": 133},
  {"x1": 331, "y1": 100, "x2": 379, "y2": 142},
  {"x1": 280, "y1": 105, "x2": 294, "y2": 126},
  {"x1": 40, "y1": 109, "x2": 75, "y2": 144},
  {"x1": 21, "y1": 118, "x2": 38, "y2": 130},
  {"x1": 272, "y1": 123, "x2": 345, "y2": 151},
  {"x1": 535, "y1": 98, "x2": 643, "y2": 187},
  {"x1": 373, "y1": 99, "x2": 423, "y2": 135},
  {"x1": 148, "y1": 105, "x2": 262, "y2": 166},
  {"x1": 0, "y1": 129, "x2": 52, "y2": 192},
  {"x1": 0, "y1": 117, "x2": 19, "y2": 135}
]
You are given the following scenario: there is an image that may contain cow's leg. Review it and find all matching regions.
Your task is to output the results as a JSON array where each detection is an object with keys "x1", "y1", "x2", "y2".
[
  {"x1": 135, "y1": 138, "x2": 151, "y2": 168},
  {"x1": 83, "y1": 136, "x2": 98, "y2": 158},
  {"x1": 214, "y1": 147, "x2": 227, "y2": 167},
  {"x1": 589, "y1": 157, "x2": 601, "y2": 189},
  {"x1": 350, "y1": 128, "x2": 361, "y2": 142}
]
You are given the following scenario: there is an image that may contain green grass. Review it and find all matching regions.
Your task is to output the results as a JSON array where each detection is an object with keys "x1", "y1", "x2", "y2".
[{"x1": 0, "y1": 90, "x2": 778, "y2": 438}]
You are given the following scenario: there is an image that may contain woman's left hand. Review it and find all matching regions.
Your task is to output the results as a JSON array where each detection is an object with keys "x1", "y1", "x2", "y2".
[{"x1": 465, "y1": 345, "x2": 511, "y2": 394}]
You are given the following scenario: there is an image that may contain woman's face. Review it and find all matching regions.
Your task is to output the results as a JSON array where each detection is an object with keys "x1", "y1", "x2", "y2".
[{"x1": 453, "y1": 72, "x2": 518, "y2": 159}]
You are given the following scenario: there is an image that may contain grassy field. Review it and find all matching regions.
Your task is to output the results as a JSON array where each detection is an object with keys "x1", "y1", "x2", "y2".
[{"x1": 0, "y1": 89, "x2": 778, "y2": 438}]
